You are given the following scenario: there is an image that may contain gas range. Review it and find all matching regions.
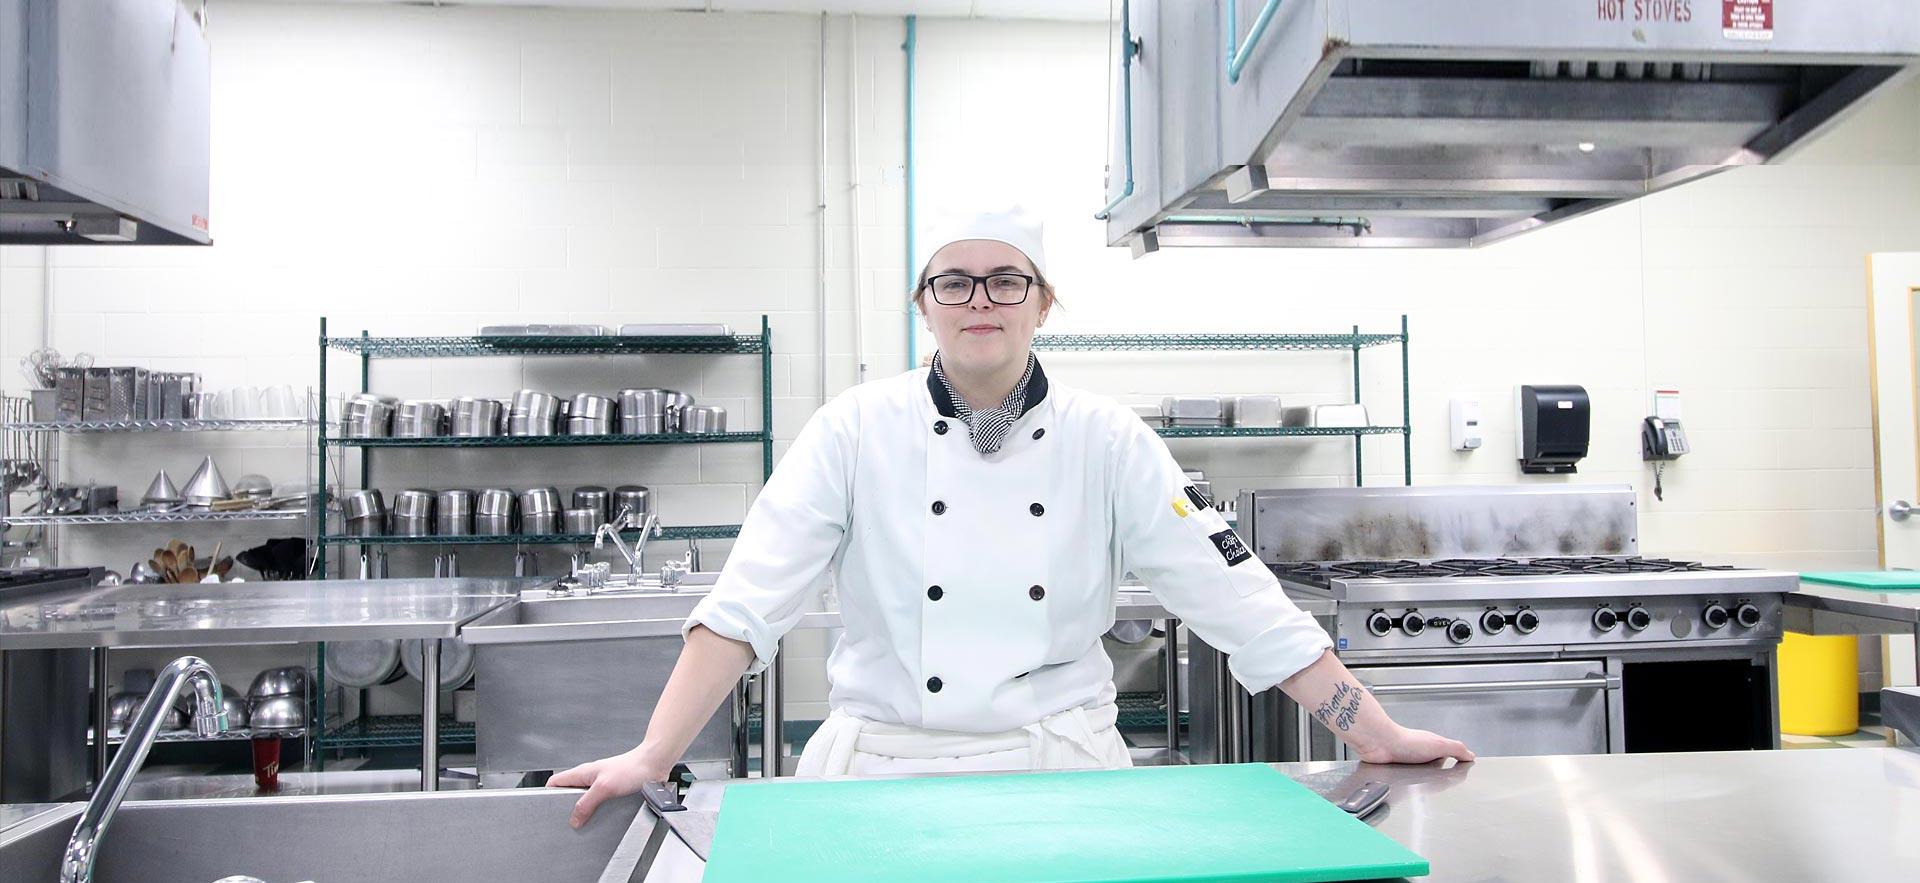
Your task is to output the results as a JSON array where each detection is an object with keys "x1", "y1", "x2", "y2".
[{"x1": 1268, "y1": 554, "x2": 1798, "y2": 654}]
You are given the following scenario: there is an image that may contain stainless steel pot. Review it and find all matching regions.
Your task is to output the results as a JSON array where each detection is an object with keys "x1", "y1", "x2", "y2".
[
  {"x1": 612, "y1": 486, "x2": 652, "y2": 524},
  {"x1": 567, "y1": 414, "x2": 613, "y2": 436},
  {"x1": 248, "y1": 694, "x2": 306, "y2": 733},
  {"x1": 341, "y1": 489, "x2": 386, "y2": 536},
  {"x1": 477, "y1": 487, "x2": 517, "y2": 516},
  {"x1": 520, "y1": 511, "x2": 558, "y2": 536},
  {"x1": 562, "y1": 508, "x2": 600, "y2": 535},
  {"x1": 664, "y1": 391, "x2": 695, "y2": 432},
  {"x1": 518, "y1": 486, "x2": 561, "y2": 516},
  {"x1": 568, "y1": 394, "x2": 614, "y2": 421},
  {"x1": 435, "y1": 489, "x2": 475, "y2": 535},
  {"x1": 221, "y1": 694, "x2": 251, "y2": 729},
  {"x1": 682, "y1": 405, "x2": 727, "y2": 434},
  {"x1": 572, "y1": 486, "x2": 609, "y2": 522},
  {"x1": 393, "y1": 400, "x2": 448, "y2": 438},
  {"x1": 475, "y1": 513, "x2": 515, "y2": 536},
  {"x1": 340, "y1": 394, "x2": 397, "y2": 438},
  {"x1": 618, "y1": 388, "x2": 671, "y2": 434},
  {"x1": 392, "y1": 488, "x2": 436, "y2": 520},
  {"x1": 391, "y1": 514, "x2": 433, "y2": 537},
  {"x1": 449, "y1": 397, "x2": 505, "y2": 437}
]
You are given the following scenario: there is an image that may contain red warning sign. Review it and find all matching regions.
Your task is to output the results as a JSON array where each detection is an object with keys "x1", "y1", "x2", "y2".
[{"x1": 1723, "y1": 0, "x2": 1773, "y2": 41}]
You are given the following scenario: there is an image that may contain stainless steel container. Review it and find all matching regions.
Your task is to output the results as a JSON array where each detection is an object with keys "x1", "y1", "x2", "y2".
[
  {"x1": 1225, "y1": 395, "x2": 1283, "y2": 427},
  {"x1": 393, "y1": 400, "x2": 448, "y2": 438},
  {"x1": 508, "y1": 390, "x2": 562, "y2": 436},
  {"x1": 612, "y1": 486, "x2": 652, "y2": 524},
  {"x1": 571, "y1": 486, "x2": 609, "y2": 523},
  {"x1": 475, "y1": 513, "x2": 515, "y2": 536},
  {"x1": 561, "y1": 508, "x2": 600, "y2": 536},
  {"x1": 449, "y1": 397, "x2": 505, "y2": 438},
  {"x1": 518, "y1": 487, "x2": 562, "y2": 517},
  {"x1": 393, "y1": 488, "x2": 437, "y2": 521},
  {"x1": 341, "y1": 489, "x2": 386, "y2": 536},
  {"x1": 435, "y1": 489, "x2": 475, "y2": 536},
  {"x1": 391, "y1": 514, "x2": 434, "y2": 537},
  {"x1": 663, "y1": 391, "x2": 695, "y2": 432},
  {"x1": 477, "y1": 487, "x2": 517, "y2": 517},
  {"x1": 341, "y1": 394, "x2": 397, "y2": 438},
  {"x1": 520, "y1": 511, "x2": 558, "y2": 536},
  {"x1": 681, "y1": 405, "x2": 727, "y2": 434},
  {"x1": 324, "y1": 639, "x2": 406, "y2": 688},
  {"x1": 617, "y1": 388, "x2": 671, "y2": 434},
  {"x1": 1162, "y1": 395, "x2": 1226, "y2": 427},
  {"x1": 567, "y1": 415, "x2": 613, "y2": 436}
]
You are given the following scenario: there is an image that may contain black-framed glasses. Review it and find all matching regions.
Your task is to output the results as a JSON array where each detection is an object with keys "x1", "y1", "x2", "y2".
[{"x1": 924, "y1": 273, "x2": 1034, "y2": 306}]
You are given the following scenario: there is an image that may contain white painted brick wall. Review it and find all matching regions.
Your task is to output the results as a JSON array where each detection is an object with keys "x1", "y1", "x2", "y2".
[{"x1": 2, "y1": 5, "x2": 1917, "y2": 718}]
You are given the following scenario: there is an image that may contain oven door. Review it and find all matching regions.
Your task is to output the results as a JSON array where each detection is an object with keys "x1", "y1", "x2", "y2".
[{"x1": 1343, "y1": 659, "x2": 1621, "y2": 759}]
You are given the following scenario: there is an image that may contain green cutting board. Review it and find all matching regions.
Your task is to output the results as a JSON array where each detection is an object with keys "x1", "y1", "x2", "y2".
[
  {"x1": 701, "y1": 763, "x2": 1429, "y2": 883},
  {"x1": 1802, "y1": 571, "x2": 1920, "y2": 590}
]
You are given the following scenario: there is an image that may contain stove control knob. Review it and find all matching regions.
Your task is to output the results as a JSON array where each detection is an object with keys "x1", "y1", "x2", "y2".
[
  {"x1": 1734, "y1": 603, "x2": 1763, "y2": 629},
  {"x1": 1702, "y1": 604, "x2": 1730, "y2": 630},
  {"x1": 1447, "y1": 620, "x2": 1474, "y2": 645},
  {"x1": 1592, "y1": 607, "x2": 1620, "y2": 632},
  {"x1": 1480, "y1": 610, "x2": 1508, "y2": 634},
  {"x1": 1624, "y1": 606, "x2": 1653, "y2": 632},
  {"x1": 1366, "y1": 611, "x2": 1395, "y2": 637},
  {"x1": 1400, "y1": 611, "x2": 1427, "y2": 637},
  {"x1": 1513, "y1": 609, "x2": 1541, "y2": 634}
]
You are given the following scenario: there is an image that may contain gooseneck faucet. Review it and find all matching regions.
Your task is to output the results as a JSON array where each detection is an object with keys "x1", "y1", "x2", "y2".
[
  {"x1": 593, "y1": 506, "x2": 659, "y2": 579},
  {"x1": 62, "y1": 655, "x2": 228, "y2": 883}
]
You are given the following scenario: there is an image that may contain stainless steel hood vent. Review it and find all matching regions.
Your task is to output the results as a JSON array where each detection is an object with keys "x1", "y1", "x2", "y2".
[
  {"x1": 0, "y1": 0, "x2": 213, "y2": 246},
  {"x1": 1103, "y1": 0, "x2": 1920, "y2": 251}
]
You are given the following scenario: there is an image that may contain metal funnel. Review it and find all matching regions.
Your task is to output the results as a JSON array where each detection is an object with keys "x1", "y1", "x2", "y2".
[
  {"x1": 181, "y1": 456, "x2": 230, "y2": 505},
  {"x1": 142, "y1": 469, "x2": 182, "y2": 505}
]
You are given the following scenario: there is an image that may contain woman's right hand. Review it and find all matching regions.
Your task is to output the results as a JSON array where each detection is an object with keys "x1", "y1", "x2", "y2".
[{"x1": 549, "y1": 745, "x2": 673, "y2": 828}]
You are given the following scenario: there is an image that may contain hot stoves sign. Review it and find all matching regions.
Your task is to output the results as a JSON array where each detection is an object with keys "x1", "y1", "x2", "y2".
[{"x1": 1722, "y1": 0, "x2": 1774, "y2": 41}]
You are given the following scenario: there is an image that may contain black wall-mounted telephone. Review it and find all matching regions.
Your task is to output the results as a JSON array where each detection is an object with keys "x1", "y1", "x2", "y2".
[
  {"x1": 1642, "y1": 417, "x2": 1689, "y2": 460},
  {"x1": 1642, "y1": 416, "x2": 1689, "y2": 501}
]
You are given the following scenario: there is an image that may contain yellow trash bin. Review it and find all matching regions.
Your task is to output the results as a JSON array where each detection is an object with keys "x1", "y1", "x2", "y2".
[{"x1": 1779, "y1": 631, "x2": 1860, "y2": 737}]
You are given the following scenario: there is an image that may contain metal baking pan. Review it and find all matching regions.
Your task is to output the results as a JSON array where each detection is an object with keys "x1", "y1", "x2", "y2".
[
  {"x1": 615, "y1": 323, "x2": 732, "y2": 337},
  {"x1": 476, "y1": 324, "x2": 607, "y2": 336}
]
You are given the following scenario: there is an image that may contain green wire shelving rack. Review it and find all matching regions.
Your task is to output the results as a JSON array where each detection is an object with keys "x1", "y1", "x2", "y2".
[{"x1": 310, "y1": 315, "x2": 774, "y2": 766}]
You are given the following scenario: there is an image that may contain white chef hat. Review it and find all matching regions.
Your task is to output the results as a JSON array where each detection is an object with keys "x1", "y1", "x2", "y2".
[{"x1": 917, "y1": 205, "x2": 1048, "y2": 280}]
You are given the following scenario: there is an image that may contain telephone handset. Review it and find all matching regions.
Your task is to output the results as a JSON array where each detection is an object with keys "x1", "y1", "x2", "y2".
[
  {"x1": 1642, "y1": 417, "x2": 1689, "y2": 460},
  {"x1": 1642, "y1": 416, "x2": 1688, "y2": 501}
]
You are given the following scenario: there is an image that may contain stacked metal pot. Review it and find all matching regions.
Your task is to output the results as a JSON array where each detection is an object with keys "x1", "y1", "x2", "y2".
[
  {"x1": 335, "y1": 388, "x2": 727, "y2": 438},
  {"x1": 336, "y1": 484, "x2": 654, "y2": 538}
]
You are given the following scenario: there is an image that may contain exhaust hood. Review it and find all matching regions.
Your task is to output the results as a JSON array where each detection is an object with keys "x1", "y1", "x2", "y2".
[
  {"x1": 1102, "y1": 0, "x2": 1920, "y2": 252},
  {"x1": 0, "y1": 0, "x2": 212, "y2": 246}
]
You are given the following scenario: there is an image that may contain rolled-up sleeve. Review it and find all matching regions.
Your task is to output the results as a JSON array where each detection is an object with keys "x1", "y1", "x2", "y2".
[
  {"x1": 1112, "y1": 419, "x2": 1332, "y2": 692},
  {"x1": 685, "y1": 397, "x2": 855, "y2": 674}
]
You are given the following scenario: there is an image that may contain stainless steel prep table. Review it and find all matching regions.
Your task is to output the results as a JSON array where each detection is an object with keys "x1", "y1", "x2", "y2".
[
  {"x1": 0, "y1": 577, "x2": 530, "y2": 792},
  {"x1": 1786, "y1": 582, "x2": 1920, "y2": 682},
  {"x1": 625, "y1": 747, "x2": 1920, "y2": 882}
]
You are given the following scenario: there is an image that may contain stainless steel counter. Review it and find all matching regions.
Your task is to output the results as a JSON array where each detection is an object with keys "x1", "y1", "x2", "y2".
[
  {"x1": 0, "y1": 577, "x2": 529, "y2": 650},
  {"x1": 0, "y1": 803, "x2": 67, "y2": 837},
  {"x1": 1786, "y1": 582, "x2": 1920, "y2": 681},
  {"x1": 635, "y1": 748, "x2": 1920, "y2": 881}
]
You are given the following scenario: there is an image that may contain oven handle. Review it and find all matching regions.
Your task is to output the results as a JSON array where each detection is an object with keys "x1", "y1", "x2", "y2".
[{"x1": 1362, "y1": 673, "x2": 1621, "y2": 697}]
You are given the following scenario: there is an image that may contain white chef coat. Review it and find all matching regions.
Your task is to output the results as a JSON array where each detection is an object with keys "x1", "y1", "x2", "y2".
[{"x1": 686, "y1": 360, "x2": 1332, "y2": 736}]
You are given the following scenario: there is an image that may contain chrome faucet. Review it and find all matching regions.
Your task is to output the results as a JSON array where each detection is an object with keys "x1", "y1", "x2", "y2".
[
  {"x1": 593, "y1": 506, "x2": 658, "y2": 580},
  {"x1": 62, "y1": 656, "x2": 228, "y2": 883}
]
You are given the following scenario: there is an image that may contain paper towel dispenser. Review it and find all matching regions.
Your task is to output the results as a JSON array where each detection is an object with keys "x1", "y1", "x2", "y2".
[{"x1": 1516, "y1": 385, "x2": 1589, "y2": 475}]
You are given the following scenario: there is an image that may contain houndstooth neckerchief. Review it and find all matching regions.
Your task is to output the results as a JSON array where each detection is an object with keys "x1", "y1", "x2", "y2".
[{"x1": 932, "y1": 352, "x2": 1036, "y2": 455}]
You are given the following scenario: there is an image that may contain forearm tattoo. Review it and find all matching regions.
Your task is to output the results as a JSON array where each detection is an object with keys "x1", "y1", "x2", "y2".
[{"x1": 1313, "y1": 681, "x2": 1364, "y2": 732}]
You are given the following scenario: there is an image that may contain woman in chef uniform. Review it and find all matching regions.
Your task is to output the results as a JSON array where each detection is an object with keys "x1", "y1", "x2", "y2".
[{"x1": 555, "y1": 207, "x2": 1472, "y2": 826}]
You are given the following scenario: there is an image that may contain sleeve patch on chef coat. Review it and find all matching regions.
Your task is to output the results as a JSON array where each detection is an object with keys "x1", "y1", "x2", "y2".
[{"x1": 1207, "y1": 528, "x2": 1253, "y2": 567}]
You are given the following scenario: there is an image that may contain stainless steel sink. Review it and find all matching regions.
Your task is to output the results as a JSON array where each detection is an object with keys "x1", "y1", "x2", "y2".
[{"x1": 0, "y1": 788, "x2": 641, "y2": 883}]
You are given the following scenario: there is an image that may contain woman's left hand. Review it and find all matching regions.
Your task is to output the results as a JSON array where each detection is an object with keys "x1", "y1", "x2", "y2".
[{"x1": 1352, "y1": 724, "x2": 1476, "y2": 765}]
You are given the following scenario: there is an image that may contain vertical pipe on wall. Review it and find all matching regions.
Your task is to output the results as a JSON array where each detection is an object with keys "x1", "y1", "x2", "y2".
[
  {"x1": 848, "y1": 14, "x2": 869, "y2": 386},
  {"x1": 903, "y1": 15, "x2": 918, "y2": 370},
  {"x1": 817, "y1": 13, "x2": 830, "y2": 405}
]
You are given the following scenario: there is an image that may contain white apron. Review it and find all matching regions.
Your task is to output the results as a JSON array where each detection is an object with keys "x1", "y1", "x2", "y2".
[{"x1": 794, "y1": 701, "x2": 1132, "y2": 777}]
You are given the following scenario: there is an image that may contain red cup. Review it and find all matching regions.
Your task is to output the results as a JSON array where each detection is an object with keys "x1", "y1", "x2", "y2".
[{"x1": 251, "y1": 735, "x2": 281, "y2": 791}]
